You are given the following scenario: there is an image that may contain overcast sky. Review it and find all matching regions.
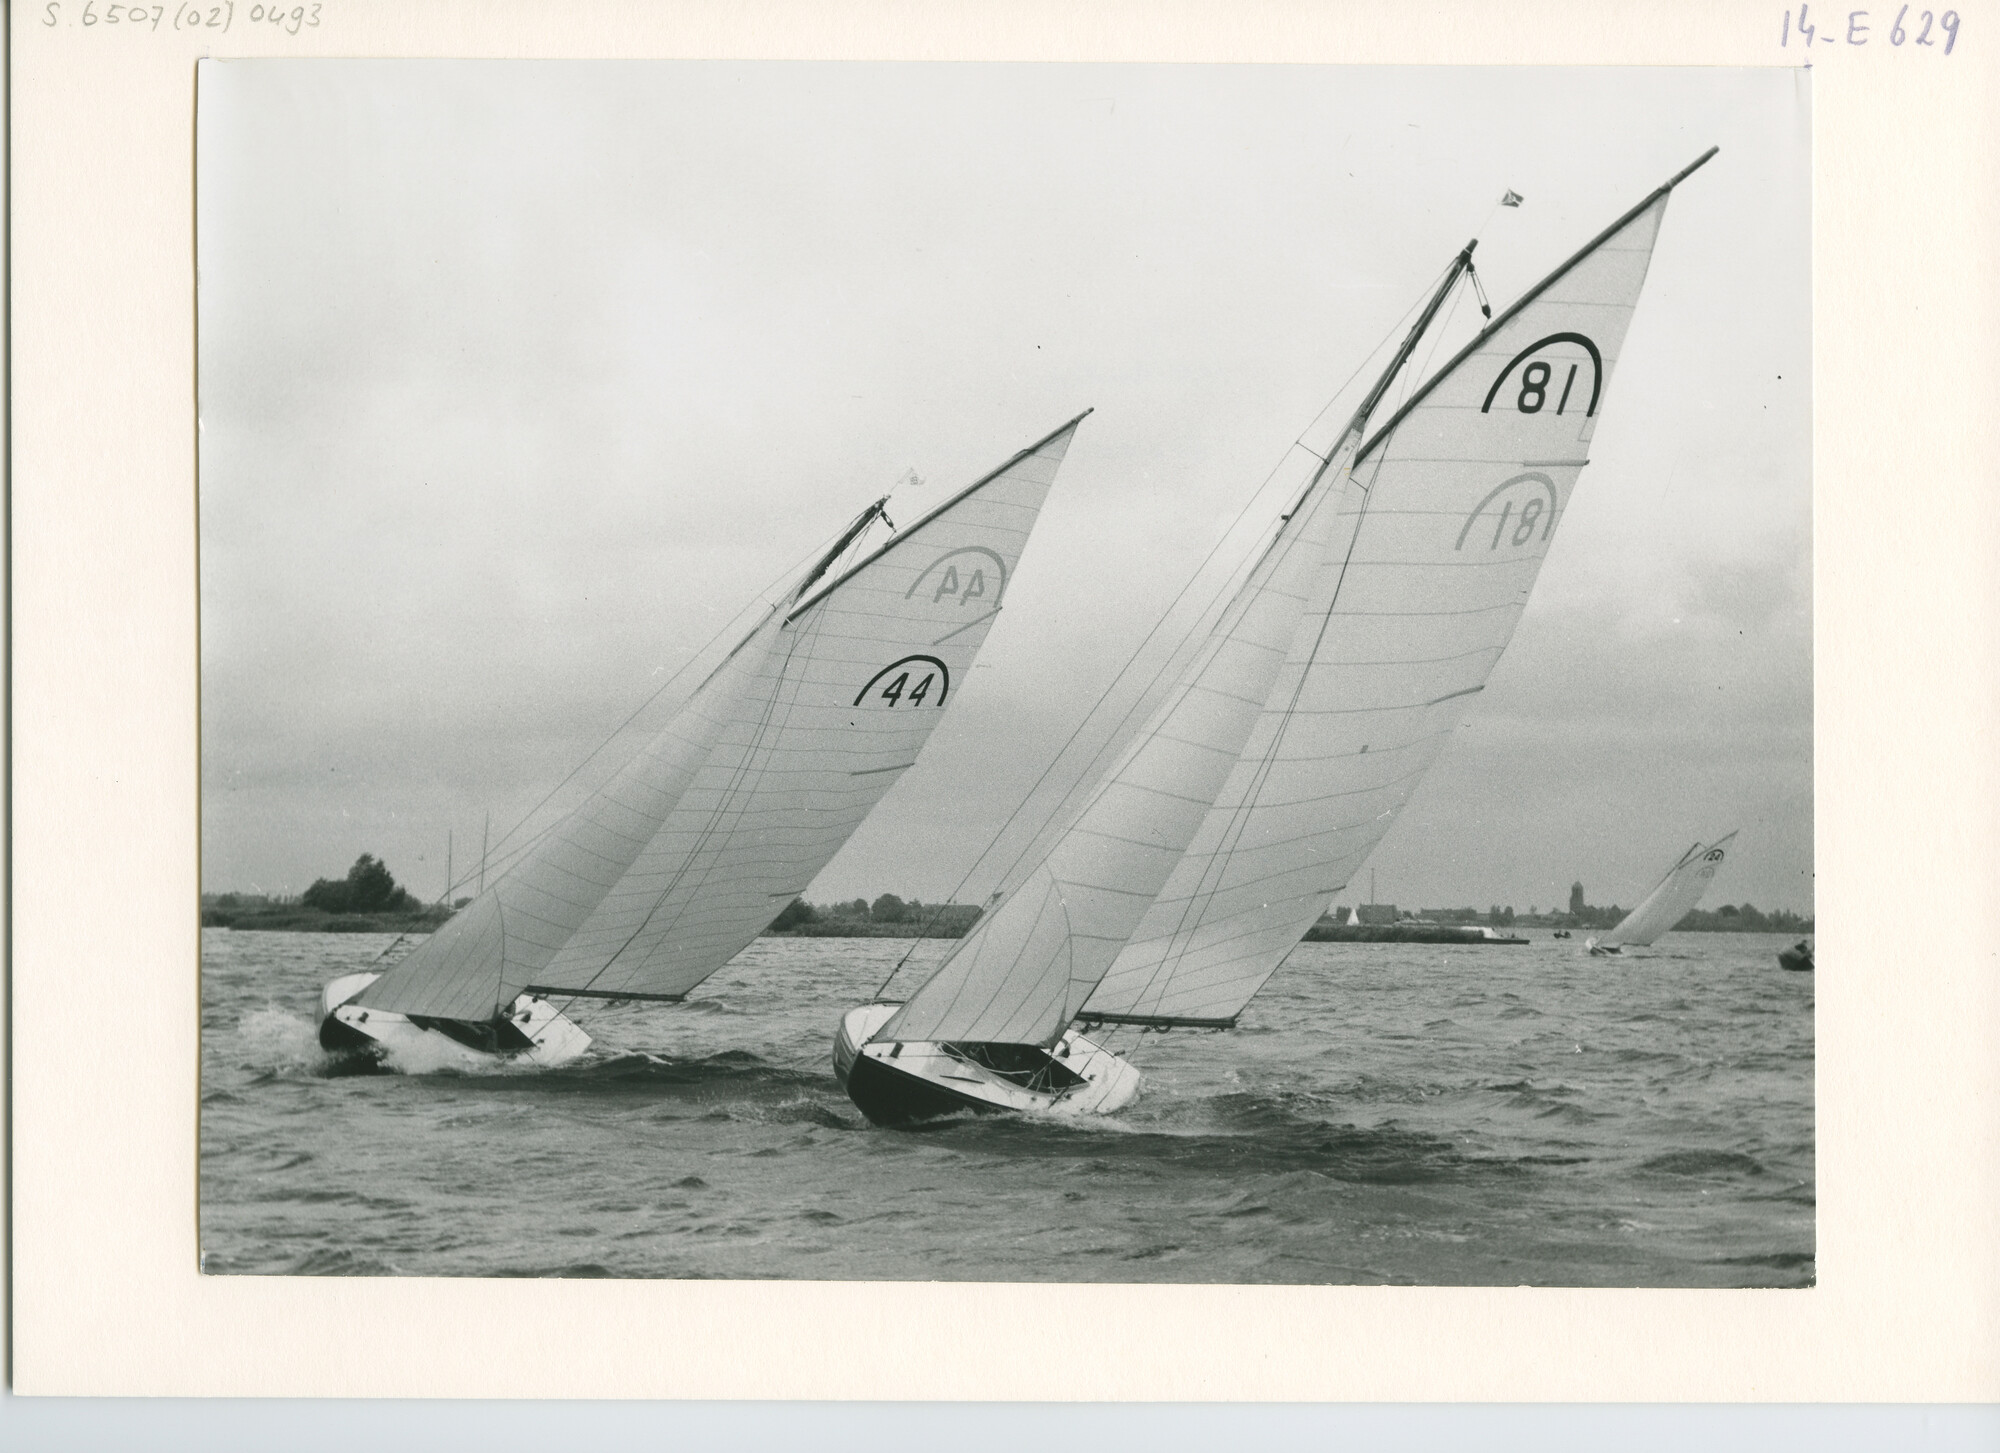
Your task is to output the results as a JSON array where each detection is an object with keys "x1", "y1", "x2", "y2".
[{"x1": 198, "y1": 62, "x2": 1810, "y2": 918}]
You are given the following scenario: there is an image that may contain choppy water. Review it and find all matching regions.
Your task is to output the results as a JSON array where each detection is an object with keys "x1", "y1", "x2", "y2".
[{"x1": 200, "y1": 928, "x2": 1813, "y2": 1285}]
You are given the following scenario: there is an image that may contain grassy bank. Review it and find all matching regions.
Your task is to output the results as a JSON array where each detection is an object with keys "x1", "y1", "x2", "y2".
[
  {"x1": 764, "y1": 920, "x2": 973, "y2": 939},
  {"x1": 202, "y1": 905, "x2": 454, "y2": 935}
]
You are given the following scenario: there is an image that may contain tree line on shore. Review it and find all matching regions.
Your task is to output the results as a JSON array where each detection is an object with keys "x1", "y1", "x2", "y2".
[
  {"x1": 200, "y1": 856, "x2": 989, "y2": 938},
  {"x1": 1412, "y1": 900, "x2": 1814, "y2": 934},
  {"x1": 766, "y1": 895, "x2": 984, "y2": 937},
  {"x1": 202, "y1": 854, "x2": 451, "y2": 933}
]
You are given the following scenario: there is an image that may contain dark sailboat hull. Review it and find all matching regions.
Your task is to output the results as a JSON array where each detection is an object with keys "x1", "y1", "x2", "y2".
[
  {"x1": 835, "y1": 1003, "x2": 1142, "y2": 1126},
  {"x1": 845, "y1": 1049, "x2": 1009, "y2": 1127}
]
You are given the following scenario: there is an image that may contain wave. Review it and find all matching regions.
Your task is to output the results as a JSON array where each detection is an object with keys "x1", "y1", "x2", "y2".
[
  {"x1": 412, "y1": 1051, "x2": 847, "y2": 1129},
  {"x1": 376, "y1": 1033, "x2": 542, "y2": 1079},
  {"x1": 228, "y1": 1004, "x2": 531, "y2": 1081},
  {"x1": 1638, "y1": 1149, "x2": 1768, "y2": 1177},
  {"x1": 234, "y1": 1006, "x2": 326, "y2": 1075},
  {"x1": 882, "y1": 1087, "x2": 1511, "y2": 1185},
  {"x1": 1711, "y1": 1249, "x2": 1815, "y2": 1271},
  {"x1": 670, "y1": 996, "x2": 746, "y2": 1016},
  {"x1": 284, "y1": 1247, "x2": 405, "y2": 1276}
]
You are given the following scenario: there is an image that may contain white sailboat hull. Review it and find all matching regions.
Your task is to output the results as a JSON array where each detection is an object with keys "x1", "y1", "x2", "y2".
[
  {"x1": 831, "y1": 1000, "x2": 897, "y2": 1084},
  {"x1": 835, "y1": 1002, "x2": 1142, "y2": 1126},
  {"x1": 317, "y1": 972, "x2": 591, "y2": 1070}
]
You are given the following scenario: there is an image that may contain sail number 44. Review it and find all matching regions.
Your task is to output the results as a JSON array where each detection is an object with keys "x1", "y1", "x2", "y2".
[
  {"x1": 1782, "y1": 5, "x2": 1960, "y2": 50},
  {"x1": 854, "y1": 654, "x2": 951, "y2": 709},
  {"x1": 877, "y1": 671, "x2": 934, "y2": 707}
]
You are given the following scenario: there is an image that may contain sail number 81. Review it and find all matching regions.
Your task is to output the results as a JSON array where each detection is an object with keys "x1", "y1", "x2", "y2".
[{"x1": 1515, "y1": 361, "x2": 1581, "y2": 415}]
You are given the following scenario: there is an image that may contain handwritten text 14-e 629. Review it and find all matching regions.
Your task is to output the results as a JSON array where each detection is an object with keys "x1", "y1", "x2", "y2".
[{"x1": 1782, "y1": 4, "x2": 1962, "y2": 51}]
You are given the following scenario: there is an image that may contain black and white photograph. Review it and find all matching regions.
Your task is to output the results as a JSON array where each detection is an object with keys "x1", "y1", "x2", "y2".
[{"x1": 197, "y1": 61, "x2": 1811, "y2": 1287}]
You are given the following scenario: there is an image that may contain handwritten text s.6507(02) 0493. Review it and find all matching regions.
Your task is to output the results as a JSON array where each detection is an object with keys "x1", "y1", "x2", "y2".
[{"x1": 41, "y1": 2, "x2": 324, "y2": 35}]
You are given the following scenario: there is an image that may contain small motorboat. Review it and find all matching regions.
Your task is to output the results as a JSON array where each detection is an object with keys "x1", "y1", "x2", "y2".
[{"x1": 1779, "y1": 940, "x2": 1813, "y2": 972}]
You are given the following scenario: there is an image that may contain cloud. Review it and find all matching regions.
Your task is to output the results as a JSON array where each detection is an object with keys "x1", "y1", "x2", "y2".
[{"x1": 198, "y1": 63, "x2": 1812, "y2": 918}]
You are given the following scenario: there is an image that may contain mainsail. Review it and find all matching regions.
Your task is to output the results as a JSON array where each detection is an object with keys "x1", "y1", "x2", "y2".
[
  {"x1": 358, "y1": 416, "x2": 1083, "y2": 1020},
  {"x1": 1080, "y1": 159, "x2": 1706, "y2": 1030},
  {"x1": 518, "y1": 415, "x2": 1086, "y2": 1005},
  {"x1": 1596, "y1": 831, "x2": 1736, "y2": 949}
]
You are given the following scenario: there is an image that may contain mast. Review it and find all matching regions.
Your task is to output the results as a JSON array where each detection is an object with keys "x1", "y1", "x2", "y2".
[
  {"x1": 787, "y1": 411, "x2": 1093, "y2": 625},
  {"x1": 792, "y1": 496, "x2": 889, "y2": 601},
  {"x1": 1348, "y1": 241, "x2": 1477, "y2": 444},
  {"x1": 1272, "y1": 243, "x2": 1479, "y2": 525}
]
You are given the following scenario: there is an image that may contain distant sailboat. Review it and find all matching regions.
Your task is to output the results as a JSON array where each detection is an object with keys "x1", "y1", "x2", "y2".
[
  {"x1": 1584, "y1": 831, "x2": 1737, "y2": 956},
  {"x1": 318, "y1": 415, "x2": 1088, "y2": 1069},
  {"x1": 835, "y1": 149, "x2": 1717, "y2": 1125}
]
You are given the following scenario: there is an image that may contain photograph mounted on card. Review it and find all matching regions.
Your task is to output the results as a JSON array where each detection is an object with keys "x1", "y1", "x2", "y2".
[{"x1": 197, "y1": 60, "x2": 1810, "y2": 1287}]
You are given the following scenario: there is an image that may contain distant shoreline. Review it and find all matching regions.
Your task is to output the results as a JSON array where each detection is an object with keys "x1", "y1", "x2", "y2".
[
  {"x1": 195, "y1": 907, "x2": 977, "y2": 938},
  {"x1": 1305, "y1": 925, "x2": 1528, "y2": 944},
  {"x1": 201, "y1": 914, "x2": 1811, "y2": 939},
  {"x1": 763, "y1": 920, "x2": 974, "y2": 939},
  {"x1": 201, "y1": 906, "x2": 452, "y2": 935}
]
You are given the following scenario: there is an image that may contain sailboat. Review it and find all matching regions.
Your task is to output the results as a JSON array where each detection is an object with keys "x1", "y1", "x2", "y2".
[
  {"x1": 835, "y1": 150, "x2": 1717, "y2": 1125},
  {"x1": 1584, "y1": 831, "x2": 1736, "y2": 956},
  {"x1": 318, "y1": 414, "x2": 1088, "y2": 1069}
]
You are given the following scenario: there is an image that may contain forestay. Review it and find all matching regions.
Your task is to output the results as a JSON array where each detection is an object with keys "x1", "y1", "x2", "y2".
[
  {"x1": 1081, "y1": 177, "x2": 1694, "y2": 1030},
  {"x1": 1598, "y1": 832, "x2": 1736, "y2": 948},
  {"x1": 524, "y1": 416, "x2": 1085, "y2": 1004},
  {"x1": 875, "y1": 435, "x2": 1359, "y2": 1049}
]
